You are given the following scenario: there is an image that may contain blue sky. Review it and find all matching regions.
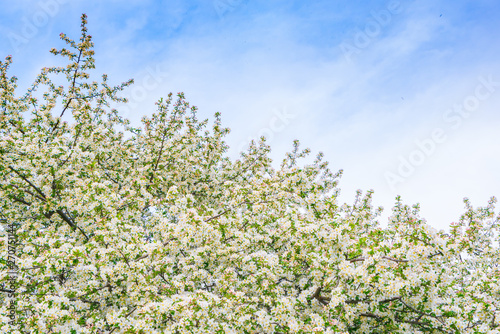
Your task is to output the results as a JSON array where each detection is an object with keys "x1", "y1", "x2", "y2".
[{"x1": 1, "y1": 0, "x2": 499, "y2": 230}]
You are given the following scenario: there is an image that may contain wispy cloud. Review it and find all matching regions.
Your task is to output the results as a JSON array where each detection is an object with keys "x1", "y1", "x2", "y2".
[{"x1": 1, "y1": 0, "x2": 499, "y2": 230}]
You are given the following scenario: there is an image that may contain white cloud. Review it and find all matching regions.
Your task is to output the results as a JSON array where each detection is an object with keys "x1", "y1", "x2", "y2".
[{"x1": 1, "y1": 0, "x2": 499, "y2": 230}]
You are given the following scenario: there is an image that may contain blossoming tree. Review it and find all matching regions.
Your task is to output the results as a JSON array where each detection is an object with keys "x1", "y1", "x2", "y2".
[{"x1": 1, "y1": 14, "x2": 499, "y2": 334}]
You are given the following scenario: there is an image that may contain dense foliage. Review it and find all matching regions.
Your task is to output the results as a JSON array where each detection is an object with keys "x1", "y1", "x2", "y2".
[{"x1": 1, "y1": 15, "x2": 499, "y2": 334}]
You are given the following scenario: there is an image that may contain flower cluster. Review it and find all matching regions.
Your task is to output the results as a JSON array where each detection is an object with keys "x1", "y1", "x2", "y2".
[{"x1": 1, "y1": 14, "x2": 499, "y2": 334}]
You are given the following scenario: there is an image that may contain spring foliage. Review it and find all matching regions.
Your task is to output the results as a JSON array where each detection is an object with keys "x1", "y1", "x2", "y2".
[{"x1": 1, "y1": 15, "x2": 500, "y2": 334}]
